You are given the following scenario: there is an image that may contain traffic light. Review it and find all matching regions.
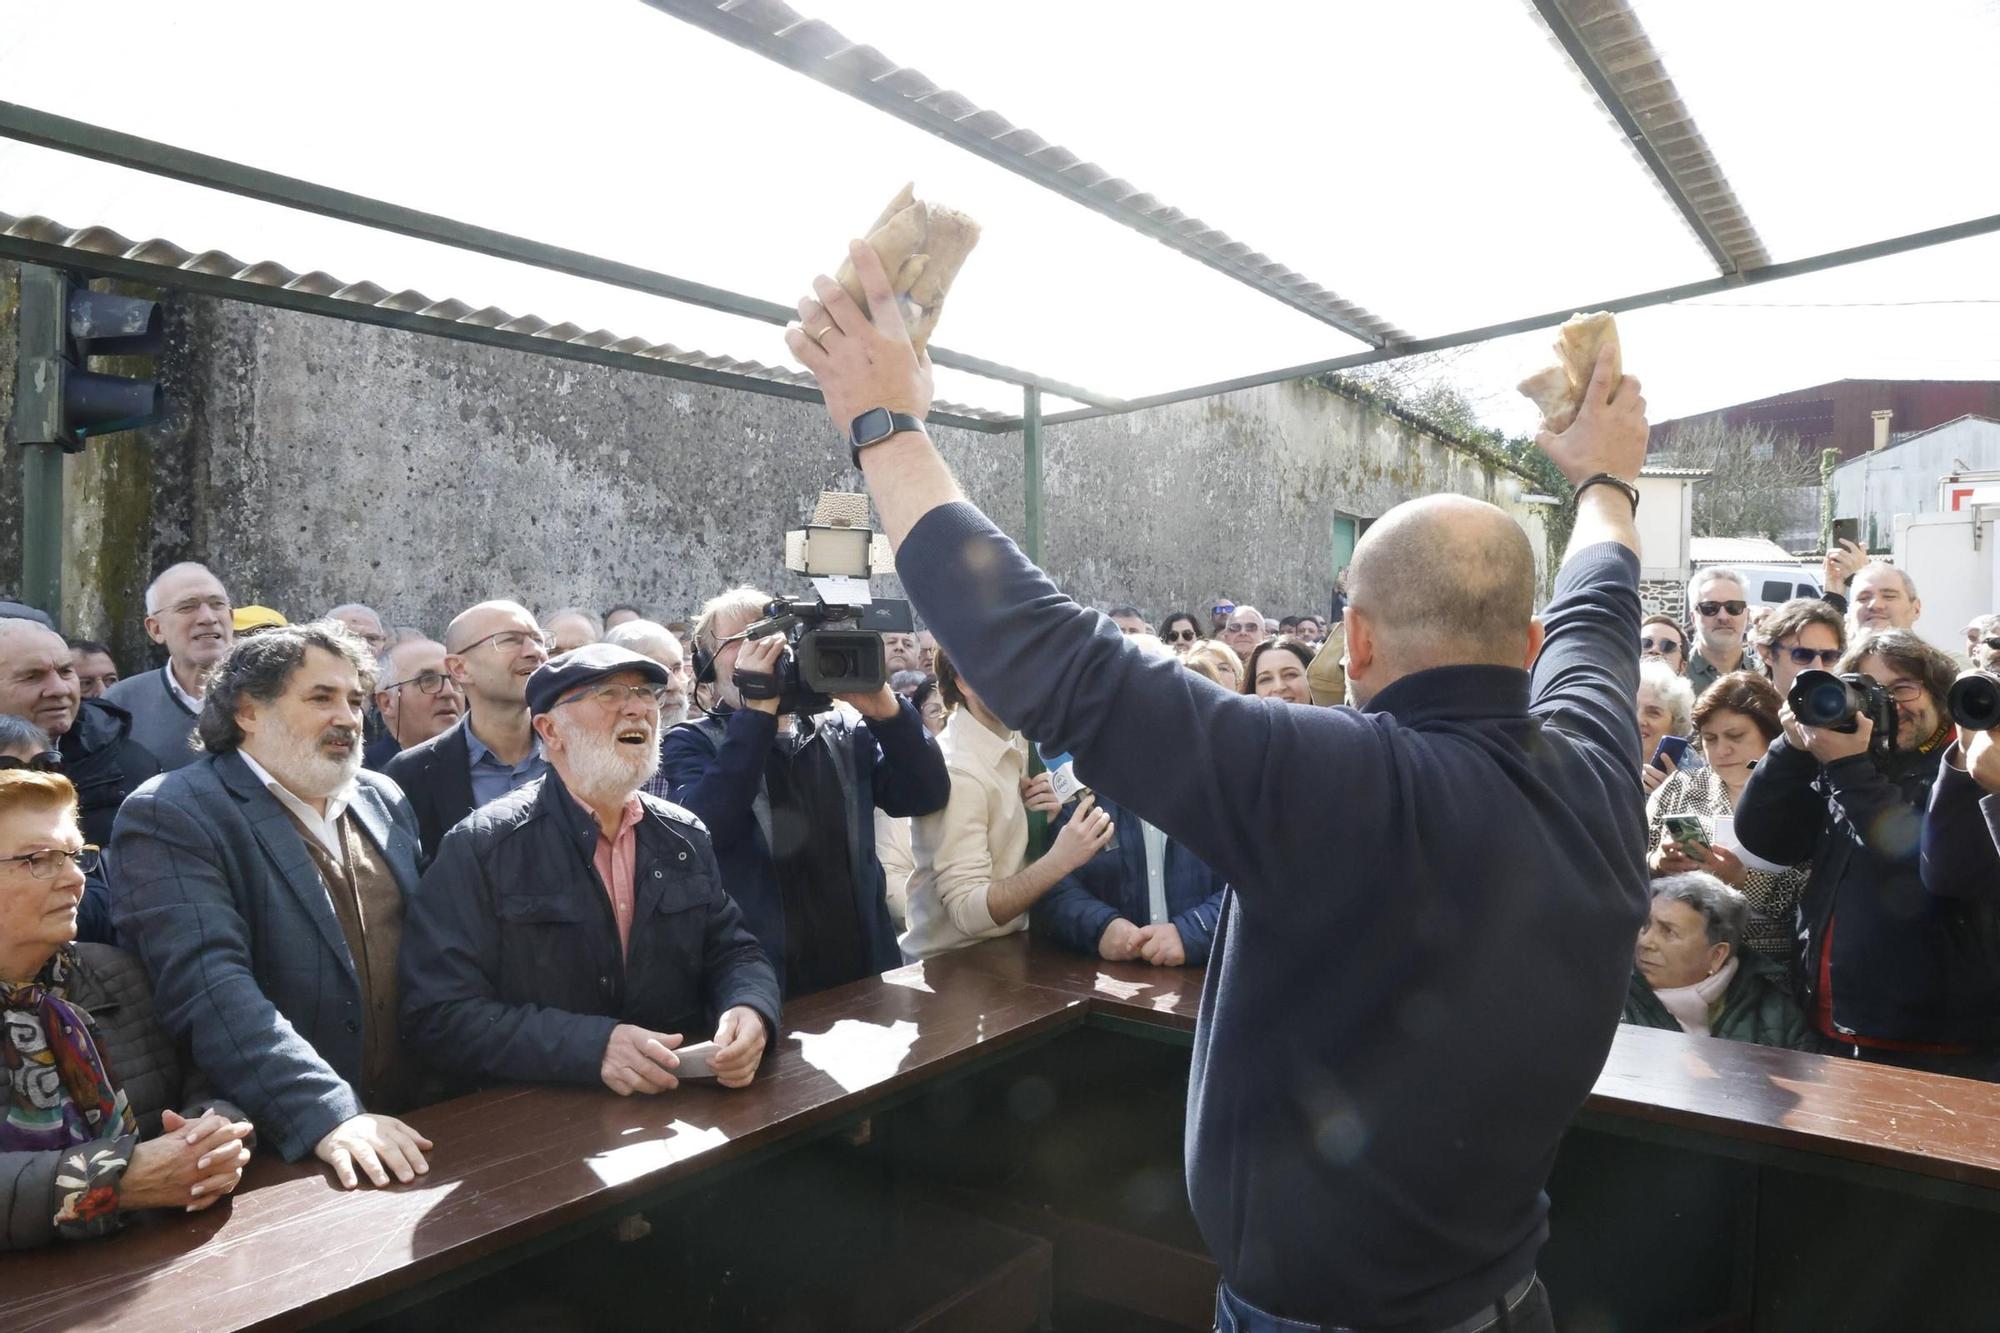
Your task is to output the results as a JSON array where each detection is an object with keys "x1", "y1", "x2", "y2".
[{"x1": 8, "y1": 263, "x2": 164, "y2": 452}]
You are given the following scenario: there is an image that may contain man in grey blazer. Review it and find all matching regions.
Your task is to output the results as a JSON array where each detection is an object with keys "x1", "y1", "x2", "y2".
[
  {"x1": 102, "y1": 562, "x2": 237, "y2": 771},
  {"x1": 111, "y1": 621, "x2": 436, "y2": 1190}
]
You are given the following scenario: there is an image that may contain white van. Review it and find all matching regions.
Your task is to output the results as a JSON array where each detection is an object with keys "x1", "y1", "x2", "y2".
[{"x1": 1690, "y1": 562, "x2": 1822, "y2": 611}]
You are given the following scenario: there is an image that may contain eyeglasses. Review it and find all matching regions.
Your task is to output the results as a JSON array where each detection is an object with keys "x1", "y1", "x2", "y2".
[
  {"x1": 1883, "y1": 679, "x2": 1925, "y2": 703},
  {"x1": 0, "y1": 845, "x2": 100, "y2": 879},
  {"x1": 1640, "y1": 636, "x2": 1683, "y2": 655},
  {"x1": 556, "y1": 682, "x2": 670, "y2": 710},
  {"x1": 384, "y1": 670, "x2": 462, "y2": 696},
  {"x1": 1781, "y1": 645, "x2": 1842, "y2": 667},
  {"x1": 165, "y1": 595, "x2": 230, "y2": 617},
  {"x1": 1165, "y1": 629, "x2": 1198, "y2": 644},
  {"x1": 1225, "y1": 621, "x2": 1263, "y2": 634},
  {"x1": 1696, "y1": 600, "x2": 1748, "y2": 618},
  {"x1": 0, "y1": 751, "x2": 62, "y2": 772},
  {"x1": 458, "y1": 629, "x2": 553, "y2": 656}
]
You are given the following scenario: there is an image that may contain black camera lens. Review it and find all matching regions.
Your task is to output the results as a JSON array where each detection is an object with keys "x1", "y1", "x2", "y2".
[
  {"x1": 1789, "y1": 670, "x2": 1858, "y2": 728},
  {"x1": 1949, "y1": 671, "x2": 2000, "y2": 731}
]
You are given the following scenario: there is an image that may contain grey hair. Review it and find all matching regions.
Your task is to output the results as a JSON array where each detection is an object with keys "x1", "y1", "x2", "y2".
[
  {"x1": 604, "y1": 618, "x2": 679, "y2": 659},
  {"x1": 1638, "y1": 658, "x2": 1695, "y2": 736},
  {"x1": 324, "y1": 602, "x2": 382, "y2": 625},
  {"x1": 196, "y1": 620, "x2": 376, "y2": 755},
  {"x1": 694, "y1": 587, "x2": 773, "y2": 657},
  {"x1": 1652, "y1": 872, "x2": 1748, "y2": 954},
  {"x1": 144, "y1": 561, "x2": 222, "y2": 615},
  {"x1": 0, "y1": 713, "x2": 53, "y2": 755},
  {"x1": 545, "y1": 607, "x2": 604, "y2": 640},
  {"x1": 1853, "y1": 561, "x2": 1918, "y2": 603},
  {"x1": 1689, "y1": 566, "x2": 1746, "y2": 604}
]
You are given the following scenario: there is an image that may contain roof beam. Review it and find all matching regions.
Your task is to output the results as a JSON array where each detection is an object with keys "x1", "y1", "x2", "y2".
[
  {"x1": 1026, "y1": 209, "x2": 2000, "y2": 427},
  {"x1": 0, "y1": 100, "x2": 1119, "y2": 411},
  {"x1": 1528, "y1": 0, "x2": 1770, "y2": 277},
  {"x1": 0, "y1": 226, "x2": 1014, "y2": 434},
  {"x1": 644, "y1": 0, "x2": 1410, "y2": 349}
]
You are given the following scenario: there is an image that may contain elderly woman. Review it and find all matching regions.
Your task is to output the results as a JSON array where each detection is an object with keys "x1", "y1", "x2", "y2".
[
  {"x1": 1636, "y1": 658, "x2": 1694, "y2": 795},
  {"x1": 1243, "y1": 639, "x2": 1315, "y2": 706},
  {"x1": 1183, "y1": 639, "x2": 1244, "y2": 694},
  {"x1": 1648, "y1": 672, "x2": 1810, "y2": 962},
  {"x1": 1, "y1": 770, "x2": 252, "y2": 1248},
  {"x1": 1622, "y1": 872, "x2": 1817, "y2": 1051}
]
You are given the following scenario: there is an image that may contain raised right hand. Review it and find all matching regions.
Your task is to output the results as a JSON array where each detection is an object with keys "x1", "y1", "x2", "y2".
[
  {"x1": 1962, "y1": 726, "x2": 1999, "y2": 795},
  {"x1": 1641, "y1": 752, "x2": 1675, "y2": 794},
  {"x1": 1534, "y1": 344, "x2": 1647, "y2": 488},
  {"x1": 1050, "y1": 793, "x2": 1115, "y2": 871},
  {"x1": 1824, "y1": 538, "x2": 1866, "y2": 592},
  {"x1": 314, "y1": 1114, "x2": 433, "y2": 1189},
  {"x1": 601, "y1": 1024, "x2": 682, "y2": 1096}
]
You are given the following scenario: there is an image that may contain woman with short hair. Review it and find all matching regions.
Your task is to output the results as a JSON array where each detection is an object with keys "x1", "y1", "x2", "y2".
[
  {"x1": 1622, "y1": 872, "x2": 1817, "y2": 1050},
  {"x1": 1647, "y1": 672, "x2": 1809, "y2": 961},
  {"x1": 1183, "y1": 640, "x2": 1244, "y2": 694},
  {"x1": 1636, "y1": 659, "x2": 1694, "y2": 794},
  {"x1": 1, "y1": 770, "x2": 253, "y2": 1249}
]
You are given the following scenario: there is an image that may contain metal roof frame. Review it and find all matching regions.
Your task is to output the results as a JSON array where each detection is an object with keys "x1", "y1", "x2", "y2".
[{"x1": 644, "y1": 0, "x2": 1411, "y2": 349}]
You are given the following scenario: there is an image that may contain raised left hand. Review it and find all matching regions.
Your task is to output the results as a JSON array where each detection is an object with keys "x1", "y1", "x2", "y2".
[
  {"x1": 1019, "y1": 773, "x2": 1062, "y2": 817},
  {"x1": 1801, "y1": 712, "x2": 1873, "y2": 766},
  {"x1": 710, "y1": 1006, "x2": 768, "y2": 1089},
  {"x1": 1698, "y1": 843, "x2": 1748, "y2": 886},
  {"x1": 1964, "y1": 726, "x2": 2000, "y2": 795},
  {"x1": 836, "y1": 685, "x2": 902, "y2": 722},
  {"x1": 786, "y1": 242, "x2": 933, "y2": 439}
]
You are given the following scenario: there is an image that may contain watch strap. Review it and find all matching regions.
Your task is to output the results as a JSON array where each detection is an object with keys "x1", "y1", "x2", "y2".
[
  {"x1": 850, "y1": 410, "x2": 927, "y2": 467},
  {"x1": 1573, "y1": 473, "x2": 1640, "y2": 514}
]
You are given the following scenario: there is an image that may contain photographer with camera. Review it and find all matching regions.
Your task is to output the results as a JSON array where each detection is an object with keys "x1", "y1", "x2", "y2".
[
  {"x1": 659, "y1": 587, "x2": 948, "y2": 998},
  {"x1": 1921, "y1": 666, "x2": 2000, "y2": 903},
  {"x1": 1735, "y1": 629, "x2": 1987, "y2": 1073}
]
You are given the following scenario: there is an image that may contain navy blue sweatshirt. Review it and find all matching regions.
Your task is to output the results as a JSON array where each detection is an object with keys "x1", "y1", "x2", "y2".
[{"x1": 896, "y1": 503, "x2": 1648, "y2": 1330}]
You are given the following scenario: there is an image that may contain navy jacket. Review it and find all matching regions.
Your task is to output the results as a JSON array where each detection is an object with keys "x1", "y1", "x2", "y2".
[
  {"x1": 896, "y1": 502, "x2": 1648, "y2": 1330},
  {"x1": 1922, "y1": 745, "x2": 2000, "y2": 900},
  {"x1": 58, "y1": 698, "x2": 162, "y2": 946},
  {"x1": 659, "y1": 701, "x2": 949, "y2": 991},
  {"x1": 108, "y1": 751, "x2": 424, "y2": 1162},
  {"x1": 399, "y1": 773, "x2": 780, "y2": 1089},
  {"x1": 1031, "y1": 796, "x2": 1226, "y2": 964},
  {"x1": 1736, "y1": 735, "x2": 1988, "y2": 1043},
  {"x1": 380, "y1": 714, "x2": 475, "y2": 862}
]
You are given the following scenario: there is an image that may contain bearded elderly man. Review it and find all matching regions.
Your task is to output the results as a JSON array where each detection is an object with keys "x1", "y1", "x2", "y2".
[
  {"x1": 110, "y1": 622, "x2": 435, "y2": 1190},
  {"x1": 400, "y1": 645, "x2": 779, "y2": 1096}
]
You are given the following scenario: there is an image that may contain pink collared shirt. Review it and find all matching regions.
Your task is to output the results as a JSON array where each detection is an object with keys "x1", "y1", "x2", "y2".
[{"x1": 582, "y1": 794, "x2": 647, "y2": 954}]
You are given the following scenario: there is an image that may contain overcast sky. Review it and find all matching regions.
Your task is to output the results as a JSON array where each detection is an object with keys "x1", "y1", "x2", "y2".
[{"x1": 3, "y1": 0, "x2": 1996, "y2": 427}]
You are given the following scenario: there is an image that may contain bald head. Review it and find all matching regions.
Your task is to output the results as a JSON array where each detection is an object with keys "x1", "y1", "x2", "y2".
[
  {"x1": 1346, "y1": 496, "x2": 1537, "y2": 700},
  {"x1": 444, "y1": 600, "x2": 537, "y2": 654}
]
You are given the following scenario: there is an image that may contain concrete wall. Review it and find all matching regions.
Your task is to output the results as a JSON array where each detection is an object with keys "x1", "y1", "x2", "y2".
[
  {"x1": 3, "y1": 267, "x2": 1550, "y2": 668},
  {"x1": 1833, "y1": 417, "x2": 2000, "y2": 550}
]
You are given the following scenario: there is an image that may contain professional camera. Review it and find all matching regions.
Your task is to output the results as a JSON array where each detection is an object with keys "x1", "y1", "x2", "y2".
[
  {"x1": 734, "y1": 491, "x2": 913, "y2": 715},
  {"x1": 1948, "y1": 670, "x2": 2000, "y2": 732},
  {"x1": 1788, "y1": 669, "x2": 1899, "y2": 757}
]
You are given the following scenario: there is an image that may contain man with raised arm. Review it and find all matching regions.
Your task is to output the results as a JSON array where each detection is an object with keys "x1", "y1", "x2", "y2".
[{"x1": 781, "y1": 244, "x2": 1652, "y2": 1333}]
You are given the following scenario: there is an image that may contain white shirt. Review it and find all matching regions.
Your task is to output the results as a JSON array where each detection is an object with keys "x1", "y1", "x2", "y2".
[
  {"x1": 238, "y1": 748, "x2": 356, "y2": 867},
  {"x1": 164, "y1": 662, "x2": 204, "y2": 716},
  {"x1": 901, "y1": 707, "x2": 1032, "y2": 961}
]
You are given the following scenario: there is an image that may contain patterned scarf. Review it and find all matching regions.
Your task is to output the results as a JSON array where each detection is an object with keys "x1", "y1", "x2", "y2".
[{"x1": 3, "y1": 944, "x2": 137, "y2": 1238}]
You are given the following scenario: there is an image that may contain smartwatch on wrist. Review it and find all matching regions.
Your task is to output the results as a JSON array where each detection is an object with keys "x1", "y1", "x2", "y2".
[{"x1": 849, "y1": 408, "x2": 927, "y2": 467}]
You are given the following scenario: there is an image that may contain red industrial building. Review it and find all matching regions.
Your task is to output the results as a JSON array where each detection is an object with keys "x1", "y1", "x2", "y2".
[{"x1": 1649, "y1": 380, "x2": 2000, "y2": 462}]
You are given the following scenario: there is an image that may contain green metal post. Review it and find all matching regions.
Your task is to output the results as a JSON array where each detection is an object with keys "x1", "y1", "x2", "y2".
[
  {"x1": 20, "y1": 443, "x2": 64, "y2": 622},
  {"x1": 1022, "y1": 385, "x2": 1043, "y2": 564}
]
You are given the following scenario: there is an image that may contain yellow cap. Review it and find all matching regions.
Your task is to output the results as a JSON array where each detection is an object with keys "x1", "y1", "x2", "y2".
[{"x1": 232, "y1": 605, "x2": 287, "y2": 633}]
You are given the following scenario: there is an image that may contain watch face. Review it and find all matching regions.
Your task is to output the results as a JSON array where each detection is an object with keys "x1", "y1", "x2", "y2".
[{"x1": 851, "y1": 407, "x2": 893, "y2": 447}]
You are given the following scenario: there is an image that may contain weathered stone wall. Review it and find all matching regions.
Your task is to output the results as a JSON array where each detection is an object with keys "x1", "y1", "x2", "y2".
[
  {"x1": 2, "y1": 266, "x2": 1548, "y2": 668},
  {"x1": 1038, "y1": 378, "x2": 1552, "y2": 621}
]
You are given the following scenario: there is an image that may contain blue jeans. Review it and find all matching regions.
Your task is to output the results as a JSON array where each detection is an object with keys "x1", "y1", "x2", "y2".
[{"x1": 1213, "y1": 1276, "x2": 1553, "y2": 1333}]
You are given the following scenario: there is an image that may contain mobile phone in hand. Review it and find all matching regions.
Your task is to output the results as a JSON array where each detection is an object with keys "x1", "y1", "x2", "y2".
[
  {"x1": 1662, "y1": 814, "x2": 1711, "y2": 860},
  {"x1": 1651, "y1": 735, "x2": 1692, "y2": 773},
  {"x1": 674, "y1": 1040, "x2": 719, "y2": 1080}
]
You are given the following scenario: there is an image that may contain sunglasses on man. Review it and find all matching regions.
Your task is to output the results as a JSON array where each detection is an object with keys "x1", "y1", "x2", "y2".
[
  {"x1": 0, "y1": 751, "x2": 62, "y2": 772},
  {"x1": 1640, "y1": 636, "x2": 1682, "y2": 655},
  {"x1": 1696, "y1": 600, "x2": 1748, "y2": 618},
  {"x1": 1779, "y1": 645, "x2": 1842, "y2": 667}
]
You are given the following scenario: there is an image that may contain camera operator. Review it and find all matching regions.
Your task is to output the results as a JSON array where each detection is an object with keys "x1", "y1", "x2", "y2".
[
  {"x1": 1921, "y1": 673, "x2": 2000, "y2": 900},
  {"x1": 659, "y1": 587, "x2": 949, "y2": 998},
  {"x1": 1735, "y1": 629, "x2": 1987, "y2": 1073}
]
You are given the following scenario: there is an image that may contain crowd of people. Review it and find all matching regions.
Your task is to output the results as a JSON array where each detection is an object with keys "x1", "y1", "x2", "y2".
[{"x1": 1630, "y1": 553, "x2": 2000, "y2": 1071}]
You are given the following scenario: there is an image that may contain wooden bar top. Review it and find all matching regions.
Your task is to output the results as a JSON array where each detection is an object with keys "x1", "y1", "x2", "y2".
[{"x1": 9, "y1": 934, "x2": 2000, "y2": 1331}]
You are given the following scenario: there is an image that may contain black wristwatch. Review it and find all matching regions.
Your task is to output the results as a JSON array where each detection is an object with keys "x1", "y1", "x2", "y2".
[
  {"x1": 849, "y1": 408, "x2": 927, "y2": 467},
  {"x1": 1573, "y1": 472, "x2": 1640, "y2": 514}
]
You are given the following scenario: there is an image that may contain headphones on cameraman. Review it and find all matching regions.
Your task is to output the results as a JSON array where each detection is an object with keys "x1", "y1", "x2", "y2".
[{"x1": 692, "y1": 642, "x2": 717, "y2": 687}]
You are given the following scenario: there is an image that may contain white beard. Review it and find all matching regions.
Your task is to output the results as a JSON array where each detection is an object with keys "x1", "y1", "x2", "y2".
[
  {"x1": 252, "y1": 711, "x2": 362, "y2": 800},
  {"x1": 555, "y1": 713, "x2": 659, "y2": 805}
]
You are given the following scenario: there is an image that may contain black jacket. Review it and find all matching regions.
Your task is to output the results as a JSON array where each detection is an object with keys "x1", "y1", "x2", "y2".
[
  {"x1": 59, "y1": 698, "x2": 160, "y2": 849},
  {"x1": 1737, "y1": 736, "x2": 1986, "y2": 1044},
  {"x1": 895, "y1": 503, "x2": 1649, "y2": 1330},
  {"x1": 398, "y1": 772, "x2": 781, "y2": 1090},
  {"x1": 380, "y1": 715, "x2": 474, "y2": 862}
]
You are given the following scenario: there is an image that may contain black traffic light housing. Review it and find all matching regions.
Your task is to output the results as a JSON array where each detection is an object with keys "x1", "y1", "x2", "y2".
[{"x1": 8, "y1": 264, "x2": 164, "y2": 452}]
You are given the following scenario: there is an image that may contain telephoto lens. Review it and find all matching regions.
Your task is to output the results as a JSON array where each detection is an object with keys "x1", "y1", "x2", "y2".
[
  {"x1": 1948, "y1": 670, "x2": 2000, "y2": 731},
  {"x1": 1788, "y1": 669, "x2": 1861, "y2": 730}
]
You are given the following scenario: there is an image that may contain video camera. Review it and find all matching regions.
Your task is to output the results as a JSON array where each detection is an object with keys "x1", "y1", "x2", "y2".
[
  {"x1": 1788, "y1": 669, "x2": 1899, "y2": 760},
  {"x1": 734, "y1": 492, "x2": 913, "y2": 716},
  {"x1": 1948, "y1": 670, "x2": 2000, "y2": 732}
]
